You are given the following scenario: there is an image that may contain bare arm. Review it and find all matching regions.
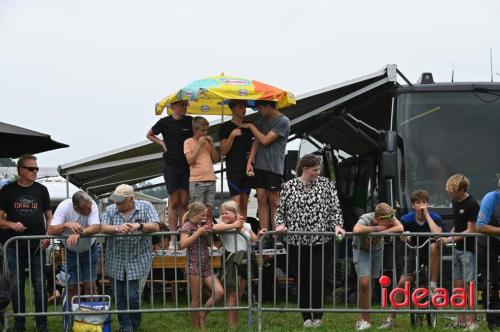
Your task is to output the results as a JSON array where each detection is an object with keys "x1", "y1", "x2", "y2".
[
  {"x1": 127, "y1": 222, "x2": 161, "y2": 233},
  {"x1": 44, "y1": 209, "x2": 53, "y2": 228},
  {"x1": 179, "y1": 226, "x2": 210, "y2": 249},
  {"x1": 185, "y1": 139, "x2": 205, "y2": 165},
  {"x1": 209, "y1": 142, "x2": 218, "y2": 162},
  {"x1": 213, "y1": 222, "x2": 242, "y2": 232},
  {"x1": 379, "y1": 220, "x2": 404, "y2": 233},
  {"x1": 243, "y1": 123, "x2": 279, "y2": 146},
  {"x1": 82, "y1": 224, "x2": 101, "y2": 235},
  {"x1": 353, "y1": 224, "x2": 380, "y2": 234},
  {"x1": 424, "y1": 212, "x2": 442, "y2": 234},
  {"x1": 476, "y1": 224, "x2": 500, "y2": 235},
  {"x1": 147, "y1": 129, "x2": 167, "y2": 152},
  {"x1": 246, "y1": 140, "x2": 260, "y2": 174},
  {"x1": 220, "y1": 128, "x2": 242, "y2": 156}
]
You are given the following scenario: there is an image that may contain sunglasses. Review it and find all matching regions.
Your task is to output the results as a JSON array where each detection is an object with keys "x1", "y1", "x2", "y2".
[
  {"x1": 22, "y1": 166, "x2": 39, "y2": 172},
  {"x1": 377, "y1": 211, "x2": 395, "y2": 220}
]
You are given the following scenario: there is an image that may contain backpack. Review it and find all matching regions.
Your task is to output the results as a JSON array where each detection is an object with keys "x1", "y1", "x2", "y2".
[{"x1": 0, "y1": 245, "x2": 11, "y2": 310}]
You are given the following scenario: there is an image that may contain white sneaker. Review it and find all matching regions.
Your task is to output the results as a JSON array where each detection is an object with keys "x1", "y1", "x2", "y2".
[
  {"x1": 465, "y1": 321, "x2": 480, "y2": 331},
  {"x1": 429, "y1": 284, "x2": 444, "y2": 304},
  {"x1": 378, "y1": 317, "x2": 394, "y2": 329},
  {"x1": 303, "y1": 319, "x2": 315, "y2": 328},
  {"x1": 313, "y1": 319, "x2": 323, "y2": 327},
  {"x1": 356, "y1": 320, "x2": 372, "y2": 331}
]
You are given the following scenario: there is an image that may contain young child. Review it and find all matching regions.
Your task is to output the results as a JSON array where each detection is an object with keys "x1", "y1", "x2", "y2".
[
  {"x1": 179, "y1": 202, "x2": 223, "y2": 329},
  {"x1": 213, "y1": 200, "x2": 267, "y2": 329},
  {"x1": 184, "y1": 117, "x2": 218, "y2": 222},
  {"x1": 439, "y1": 174, "x2": 479, "y2": 330},
  {"x1": 352, "y1": 202, "x2": 404, "y2": 331},
  {"x1": 378, "y1": 190, "x2": 443, "y2": 329}
]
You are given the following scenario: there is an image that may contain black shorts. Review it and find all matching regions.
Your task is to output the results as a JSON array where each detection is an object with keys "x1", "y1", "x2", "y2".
[
  {"x1": 163, "y1": 163, "x2": 189, "y2": 194},
  {"x1": 227, "y1": 177, "x2": 251, "y2": 197},
  {"x1": 251, "y1": 168, "x2": 282, "y2": 192}
]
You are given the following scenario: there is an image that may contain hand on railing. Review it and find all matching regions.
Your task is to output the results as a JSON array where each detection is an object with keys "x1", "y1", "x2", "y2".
[{"x1": 275, "y1": 225, "x2": 287, "y2": 233}]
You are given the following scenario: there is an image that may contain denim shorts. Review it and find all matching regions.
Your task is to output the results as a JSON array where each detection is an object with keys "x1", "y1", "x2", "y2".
[
  {"x1": 353, "y1": 248, "x2": 383, "y2": 278},
  {"x1": 453, "y1": 249, "x2": 476, "y2": 282},
  {"x1": 66, "y1": 243, "x2": 99, "y2": 284},
  {"x1": 189, "y1": 181, "x2": 216, "y2": 207}
]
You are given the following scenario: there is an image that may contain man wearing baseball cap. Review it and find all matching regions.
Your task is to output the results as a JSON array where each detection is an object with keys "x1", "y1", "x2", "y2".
[{"x1": 101, "y1": 184, "x2": 160, "y2": 332}]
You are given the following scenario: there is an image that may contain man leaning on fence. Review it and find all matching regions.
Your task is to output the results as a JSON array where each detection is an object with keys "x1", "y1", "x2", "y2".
[
  {"x1": 100, "y1": 184, "x2": 160, "y2": 332},
  {"x1": 48, "y1": 191, "x2": 101, "y2": 308},
  {"x1": 352, "y1": 202, "x2": 403, "y2": 331},
  {"x1": 0, "y1": 154, "x2": 52, "y2": 332},
  {"x1": 475, "y1": 179, "x2": 500, "y2": 331}
]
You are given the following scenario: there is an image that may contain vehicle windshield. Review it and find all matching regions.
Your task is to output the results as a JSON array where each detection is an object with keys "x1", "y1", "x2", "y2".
[{"x1": 396, "y1": 90, "x2": 500, "y2": 208}]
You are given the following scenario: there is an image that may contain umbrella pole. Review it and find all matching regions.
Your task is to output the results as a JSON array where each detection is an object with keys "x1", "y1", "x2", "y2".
[{"x1": 220, "y1": 102, "x2": 224, "y2": 198}]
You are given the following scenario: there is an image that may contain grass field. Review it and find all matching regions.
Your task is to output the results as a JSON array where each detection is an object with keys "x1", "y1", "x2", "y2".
[{"x1": 4, "y1": 302, "x2": 493, "y2": 331}]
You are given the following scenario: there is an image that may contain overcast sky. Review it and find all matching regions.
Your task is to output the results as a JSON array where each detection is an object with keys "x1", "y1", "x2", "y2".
[{"x1": 1, "y1": 0, "x2": 499, "y2": 167}]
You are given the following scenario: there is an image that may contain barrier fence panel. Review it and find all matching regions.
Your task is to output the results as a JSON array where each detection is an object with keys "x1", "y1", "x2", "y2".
[
  {"x1": 256, "y1": 231, "x2": 500, "y2": 331},
  {"x1": 1, "y1": 231, "x2": 253, "y2": 331},
  {"x1": 3, "y1": 231, "x2": 500, "y2": 331}
]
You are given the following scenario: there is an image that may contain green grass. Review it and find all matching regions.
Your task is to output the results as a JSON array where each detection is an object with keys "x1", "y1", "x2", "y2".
[{"x1": 3, "y1": 302, "x2": 492, "y2": 331}]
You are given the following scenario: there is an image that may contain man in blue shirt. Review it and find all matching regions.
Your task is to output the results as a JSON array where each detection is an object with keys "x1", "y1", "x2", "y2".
[
  {"x1": 378, "y1": 190, "x2": 443, "y2": 329},
  {"x1": 476, "y1": 180, "x2": 500, "y2": 331}
]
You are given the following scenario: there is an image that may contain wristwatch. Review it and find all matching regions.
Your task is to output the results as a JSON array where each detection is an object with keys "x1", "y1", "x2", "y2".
[{"x1": 138, "y1": 222, "x2": 144, "y2": 231}]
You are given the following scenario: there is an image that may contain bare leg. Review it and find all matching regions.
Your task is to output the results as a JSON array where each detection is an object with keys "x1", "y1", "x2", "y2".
[
  {"x1": 189, "y1": 275, "x2": 202, "y2": 328},
  {"x1": 453, "y1": 279, "x2": 466, "y2": 323},
  {"x1": 256, "y1": 189, "x2": 269, "y2": 230},
  {"x1": 430, "y1": 243, "x2": 441, "y2": 283},
  {"x1": 359, "y1": 276, "x2": 371, "y2": 322},
  {"x1": 388, "y1": 275, "x2": 412, "y2": 320},
  {"x1": 267, "y1": 191, "x2": 280, "y2": 231},
  {"x1": 199, "y1": 275, "x2": 224, "y2": 329},
  {"x1": 178, "y1": 189, "x2": 189, "y2": 226},
  {"x1": 168, "y1": 191, "x2": 181, "y2": 233},
  {"x1": 227, "y1": 278, "x2": 247, "y2": 329},
  {"x1": 231, "y1": 193, "x2": 249, "y2": 219}
]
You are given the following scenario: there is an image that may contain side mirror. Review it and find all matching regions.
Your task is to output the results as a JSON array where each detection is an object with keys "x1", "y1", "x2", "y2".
[{"x1": 381, "y1": 131, "x2": 398, "y2": 179}]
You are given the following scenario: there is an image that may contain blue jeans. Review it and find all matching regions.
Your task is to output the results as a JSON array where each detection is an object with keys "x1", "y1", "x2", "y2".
[
  {"x1": 7, "y1": 246, "x2": 47, "y2": 329},
  {"x1": 111, "y1": 278, "x2": 141, "y2": 332}
]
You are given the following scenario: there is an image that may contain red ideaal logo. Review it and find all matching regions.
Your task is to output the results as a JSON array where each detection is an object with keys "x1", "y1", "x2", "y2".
[{"x1": 379, "y1": 275, "x2": 475, "y2": 308}]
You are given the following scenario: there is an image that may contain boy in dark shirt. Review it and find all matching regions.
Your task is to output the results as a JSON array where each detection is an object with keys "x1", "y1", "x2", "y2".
[
  {"x1": 439, "y1": 174, "x2": 479, "y2": 330},
  {"x1": 379, "y1": 190, "x2": 443, "y2": 329},
  {"x1": 147, "y1": 100, "x2": 193, "y2": 249},
  {"x1": 218, "y1": 100, "x2": 254, "y2": 218}
]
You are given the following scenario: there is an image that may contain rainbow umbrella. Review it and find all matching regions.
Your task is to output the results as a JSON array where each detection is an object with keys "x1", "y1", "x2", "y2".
[{"x1": 155, "y1": 73, "x2": 296, "y2": 116}]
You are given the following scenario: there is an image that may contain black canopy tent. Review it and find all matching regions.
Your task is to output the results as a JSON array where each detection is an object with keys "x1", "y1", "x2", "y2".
[
  {"x1": 0, "y1": 121, "x2": 69, "y2": 158},
  {"x1": 58, "y1": 65, "x2": 400, "y2": 197}
]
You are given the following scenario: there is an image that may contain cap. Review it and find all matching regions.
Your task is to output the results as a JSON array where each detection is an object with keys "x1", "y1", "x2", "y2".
[
  {"x1": 374, "y1": 202, "x2": 396, "y2": 221},
  {"x1": 110, "y1": 184, "x2": 135, "y2": 203}
]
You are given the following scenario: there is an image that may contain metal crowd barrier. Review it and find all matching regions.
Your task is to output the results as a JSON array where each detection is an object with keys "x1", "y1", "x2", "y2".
[
  {"x1": 255, "y1": 231, "x2": 500, "y2": 331},
  {"x1": 1, "y1": 231, "x2": 253, "y2": 331},
  {"x1": 2, "y1": 231, "x2": 500, "y2": 331}
]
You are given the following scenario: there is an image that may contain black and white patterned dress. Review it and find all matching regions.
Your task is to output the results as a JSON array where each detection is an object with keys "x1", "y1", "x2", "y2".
[{"x1": 274, "y1": 176, "x2": 344, "y2": 246}]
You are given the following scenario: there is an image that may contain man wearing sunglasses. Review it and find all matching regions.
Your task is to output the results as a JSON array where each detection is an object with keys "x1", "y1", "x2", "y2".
[{"x1": 0, "y1": 154, "x2": 52, "y2": 332}]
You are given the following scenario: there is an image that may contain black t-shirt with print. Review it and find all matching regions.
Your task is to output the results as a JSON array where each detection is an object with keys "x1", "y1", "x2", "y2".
[
  {"x1": 452, "y1": 195, "x2": 479, "y2": 252},
  {"x1": 0, "y1": 181, "x2": 51, "y2": 248},
  {"x1": 152, "y1": 115, "x2": 193, "y2": 167},
  {"x1": 218, "y1": 121, "x2": 253, "y2": 180}
]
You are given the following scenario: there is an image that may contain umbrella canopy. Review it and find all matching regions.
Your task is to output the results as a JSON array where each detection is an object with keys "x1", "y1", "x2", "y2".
[
  {"x1": 155, "y1": 73, "x2": 296, "y2": 116},
  {"x1": 0, "y1": 122, "x2": 69, "y2": 158}
]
